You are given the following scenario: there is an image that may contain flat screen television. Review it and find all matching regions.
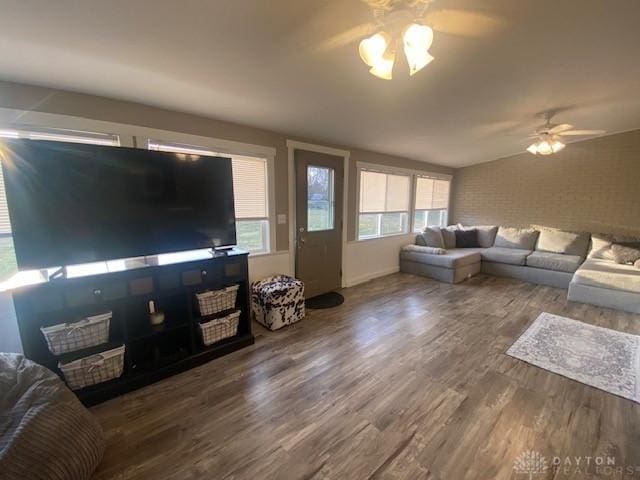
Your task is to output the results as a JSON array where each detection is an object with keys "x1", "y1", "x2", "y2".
[{"x1": 2, "y1": 139, "x2": 237, "y2": 270}]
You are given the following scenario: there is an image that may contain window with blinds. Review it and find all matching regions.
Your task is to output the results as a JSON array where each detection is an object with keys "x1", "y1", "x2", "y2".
[
  {"x1": 148, "y1": 140, "x2": 270, "y2": 253},
  {"x1": 413, "y1": 176, "x2": 450, "y2": 231},
  {"x1": 358, "y1": 170, "x2": 411, "y2": 239}
]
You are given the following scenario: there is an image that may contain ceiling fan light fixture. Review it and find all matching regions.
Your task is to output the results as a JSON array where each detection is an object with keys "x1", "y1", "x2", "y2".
[
  {"x1": 369, "y1": 52, "x2": 396, "y2": 80},
  {"x1": 403, "y1": 24, "x2": 435, "y2": 76},
  {"x1": 359, "y1": 32, "x2": 391, "y2": 67},
  {"x1": 536, "y1": 140, "x2": 553, "y2": 155},
  {"x1": 527, "y1": 137, "x2": 566, "y2": 156},
  {"x1": 551, "y1": 140, "x2": 565, "y2": 153}
]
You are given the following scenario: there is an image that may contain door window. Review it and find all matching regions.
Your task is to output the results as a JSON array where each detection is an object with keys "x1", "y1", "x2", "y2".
[{"x1": 307, "y1": 165, "x2": 335, "y2": 231}]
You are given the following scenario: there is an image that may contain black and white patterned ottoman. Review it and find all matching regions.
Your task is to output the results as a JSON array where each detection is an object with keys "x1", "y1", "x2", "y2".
[{"x1": 251, "y1": 275, "x2": 305, "y2": 331}]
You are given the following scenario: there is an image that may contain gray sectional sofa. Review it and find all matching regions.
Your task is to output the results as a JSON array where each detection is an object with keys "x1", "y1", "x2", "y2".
[{"x1": 400, "y1": 225, "x2": 640, "y2": 314}]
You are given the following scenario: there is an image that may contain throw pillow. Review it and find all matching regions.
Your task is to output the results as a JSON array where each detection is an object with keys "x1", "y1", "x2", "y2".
[
  {"x1": 403, "y1": 244, "x2": 446, "y2": 255},
  {"x1": 441, "y1": 226, "x2": 457, "y2": 249},
  {"x1": 534, "y1": 227, "x2": 590, "y2": 257},
  {"x1": 611, "y1": 244, "x2": 640, "y2": 265},
  {"x1": 635, "y1": 259, "x2": 640, "y2": 269},
  {"x1": 459, "y1": 225, "x2": 498, "y2": 248},
  {"x1": 415, "y1": 234, "x2": 427, "y2": 246},
  {"x1": 454, "y1": 229, "x2": 480, "y2": 248},
  {"x1": 494, "y1": 227, "x2": 539, "y2": 250},
  {"x1": 422, "y1": 227, "x2": 445, "y2": 249}
]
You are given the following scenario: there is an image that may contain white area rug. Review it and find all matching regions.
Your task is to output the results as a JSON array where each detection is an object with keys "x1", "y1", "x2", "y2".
[{"x1": 507, "y1": 312, "x2": 640, "y2": 403}]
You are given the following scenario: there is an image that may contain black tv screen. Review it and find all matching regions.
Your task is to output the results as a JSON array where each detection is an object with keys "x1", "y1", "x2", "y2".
[{"x1": 2, "y1": 139, "x2": 237, "y2": 269}]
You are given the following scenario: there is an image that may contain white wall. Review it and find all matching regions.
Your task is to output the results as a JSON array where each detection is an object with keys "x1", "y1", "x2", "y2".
[
  {"x1": 252, "y1": 234, "x2": 413, "y2": 288},
  {"x1": 343, "y1": 234, "x2": 414, "y2": 287},
  {"x1": 248, "y1": 252, "x2": 291, "y2": 283}
]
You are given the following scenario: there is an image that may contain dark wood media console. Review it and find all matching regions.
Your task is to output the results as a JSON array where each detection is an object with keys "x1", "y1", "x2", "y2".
[{"x1": 11, "y1": 248, "x2": 254, "y2": 406}]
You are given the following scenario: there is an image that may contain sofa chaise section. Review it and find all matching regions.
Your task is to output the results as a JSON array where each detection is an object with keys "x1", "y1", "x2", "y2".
[
  {"x1": 400, "y1": 247, "x2": 483, "y2": 284},
  {"x1": 568, "y1": 258, "x2": 640, "y2": 314}
]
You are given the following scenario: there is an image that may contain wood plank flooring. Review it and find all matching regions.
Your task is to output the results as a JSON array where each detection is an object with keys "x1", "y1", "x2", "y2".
[{"x1": 91, "y1": 273, "x2": 640, "y2": 480}]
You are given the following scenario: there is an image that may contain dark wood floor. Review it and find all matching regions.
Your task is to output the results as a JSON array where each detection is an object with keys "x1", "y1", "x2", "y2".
[{"x1": 91, "y1": 273, "x2": 640, "y2": 480}]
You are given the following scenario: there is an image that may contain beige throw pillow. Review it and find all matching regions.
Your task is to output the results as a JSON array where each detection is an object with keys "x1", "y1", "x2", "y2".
[
  {"x1": 535, "y1": 227, "x2": 590, "y2": 257},
  {"x1": 494, "y1": 227, "x2": 539, "y2": 250}
]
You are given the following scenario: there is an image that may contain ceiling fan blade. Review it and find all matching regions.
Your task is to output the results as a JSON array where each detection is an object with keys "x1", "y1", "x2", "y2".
[
  {"x1": 548, "y1": 123, "x2": 573, "y2": 134},
  {"x1": 423, "y1": 9, "x2": 506, "y2": 38},
  {"x1": 557, "y1": 129, "x2": 606, "y2": 136},
  {"x1": 315, "y1": 22, "x2": 377, "y2": 52}
]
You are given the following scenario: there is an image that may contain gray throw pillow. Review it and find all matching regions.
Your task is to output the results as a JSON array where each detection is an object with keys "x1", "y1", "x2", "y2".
[
  {"x1": 611, "y1": 244, "x2": 640, "y2": 265},
  {"x1": 458, "y1": 225, "x2": 498, "y2": 248},
  {"x1": 415, "y1": 234, "x2": 427, "y2": 246},
  {"x1": 455, "y1": 229, "x2": 480, "y2": 248},
  {"x1": 441, "y1": 226, "x2": 457, "y2": 249},
  {"x1": 422, "y1": 227, "x2": 445, "y2": 249}
]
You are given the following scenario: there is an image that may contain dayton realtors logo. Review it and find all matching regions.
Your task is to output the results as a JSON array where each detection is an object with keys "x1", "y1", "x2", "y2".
[
  {"x1": 513, "y1": 450, "x2": 548, "y2": 479},
  {"x1": 513, "y1": 450, "x2": 640, "y2": 478}
]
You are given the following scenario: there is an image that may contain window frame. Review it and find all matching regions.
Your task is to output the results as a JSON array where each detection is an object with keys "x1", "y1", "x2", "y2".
[
  {"x1": 356, "y1": 162, "x2": 452, "y2": 241},
  {"x1": 145, "y1": 139, "x2": 275, "y2": 255}
]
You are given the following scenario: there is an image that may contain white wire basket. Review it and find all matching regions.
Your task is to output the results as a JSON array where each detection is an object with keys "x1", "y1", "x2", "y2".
[
  {"x1": 59, "y1": 344, "x2": 125, "y2": 390},
  {"x1": 196, "y1": 285, "x2": 239, "y2": 316},
  {"x1": 198, "y1": 310, "x2": 240, "y2": 346},
  {"x1": 41, "y1": 312, "x2": 112, "y2": 356}
]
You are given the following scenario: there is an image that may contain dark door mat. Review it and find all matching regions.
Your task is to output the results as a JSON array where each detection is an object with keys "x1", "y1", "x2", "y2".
[{"x1": 305, "y1": 292, "x2": 345, "y2": 310}]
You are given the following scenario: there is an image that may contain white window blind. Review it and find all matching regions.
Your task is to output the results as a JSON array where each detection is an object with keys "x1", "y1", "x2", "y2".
[
  {"x1": 231, "y1": 155, "x2": 267, "y2": 219},
  {"x1": 147, "y1": 140, "x2": 270, "y2": 253},
  {"x1": 0, "y1": 166, "x2": 11, "y2": 236},
  {"x1": 414, "y1": 176, "x2": 450, "y2": 231},
  {"x1": 359, "y1": 170, "x2": 410, "y2": 213},
  {"x1": 358, "y1": 169, "x2": 410, "y2": 239},
  {"x1": 415, "y1": 177, "x2": 450, "y2": 210}
]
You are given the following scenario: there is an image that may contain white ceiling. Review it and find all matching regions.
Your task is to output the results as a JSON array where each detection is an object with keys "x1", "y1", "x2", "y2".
[{"x1": 0, "y1": 0, "x2": 639, "y2": 167}]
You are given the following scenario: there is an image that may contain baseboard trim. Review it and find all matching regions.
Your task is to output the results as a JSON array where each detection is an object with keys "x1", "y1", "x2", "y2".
[{"x1": 344, "y1": 266, "x2": 400, "y2": 288}]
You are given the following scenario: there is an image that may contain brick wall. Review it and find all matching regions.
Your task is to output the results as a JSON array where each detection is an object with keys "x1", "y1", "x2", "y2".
[{"x1": 451, "y1": 129, "x2": 640, "y2": 236}]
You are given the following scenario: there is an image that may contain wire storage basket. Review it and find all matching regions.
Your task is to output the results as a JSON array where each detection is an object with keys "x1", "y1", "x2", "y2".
[
  {"x1": 198, "y1": 310, "x2": 240, "y2": 346},
  {"x1": 40, "y1": 312, "x2": 112, "y2": 355},
  {"x1": 196, "y1": 285, "x2": 239, "y2": 316},
  {"x1": 59, "y1": 344, "x2": 125, "y2": 390}
]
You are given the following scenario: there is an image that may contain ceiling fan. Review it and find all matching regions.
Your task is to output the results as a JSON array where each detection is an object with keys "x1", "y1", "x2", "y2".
[
  {"x1": 526, "y1": 115, "x2": 606, "y2": 155},
  {"x1": 304, "y1": 0, "x2": 506, "y2": 80}
]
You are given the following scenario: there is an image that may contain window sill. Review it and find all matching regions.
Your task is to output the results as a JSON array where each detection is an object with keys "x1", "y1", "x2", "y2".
[
  {"x1": 351, "y1": 232, "x2": 414, "y2": 244},
  {"x1": 246, "y1": 250, "x2": 288, "y2": 258}
]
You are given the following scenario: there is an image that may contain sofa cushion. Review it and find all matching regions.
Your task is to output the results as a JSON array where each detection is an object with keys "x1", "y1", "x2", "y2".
[
  {"x1": 526, "y1": 251, "x2": 583, "y2": 273},
  {"x1": 611, "y1": 244, "x2": 640, "y2": 264},
  {"x1": 573, "y1": 258, "x2": 640, "y2": 294},
  {"x1": 481, "y1": 247, "x2": 532, "y2": 265},
  {"x1": 535, "y1": 228, "x2": 590, "y2": 257},
  {"x1": 494, "y1": 227, "x2": 539, "y2": 250},
  {"x1": 421, "y1": 227, "x2": 445, "y2": 249},
  {"x1": 455, "y1": 229, "x2": 480, "y2": 248},
  {"x1": 400, "y1": 247, "x2": 483, "y2": 269},
  {"x1": 441, "y1": 226, "x2": 457, "y2": 249}
]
